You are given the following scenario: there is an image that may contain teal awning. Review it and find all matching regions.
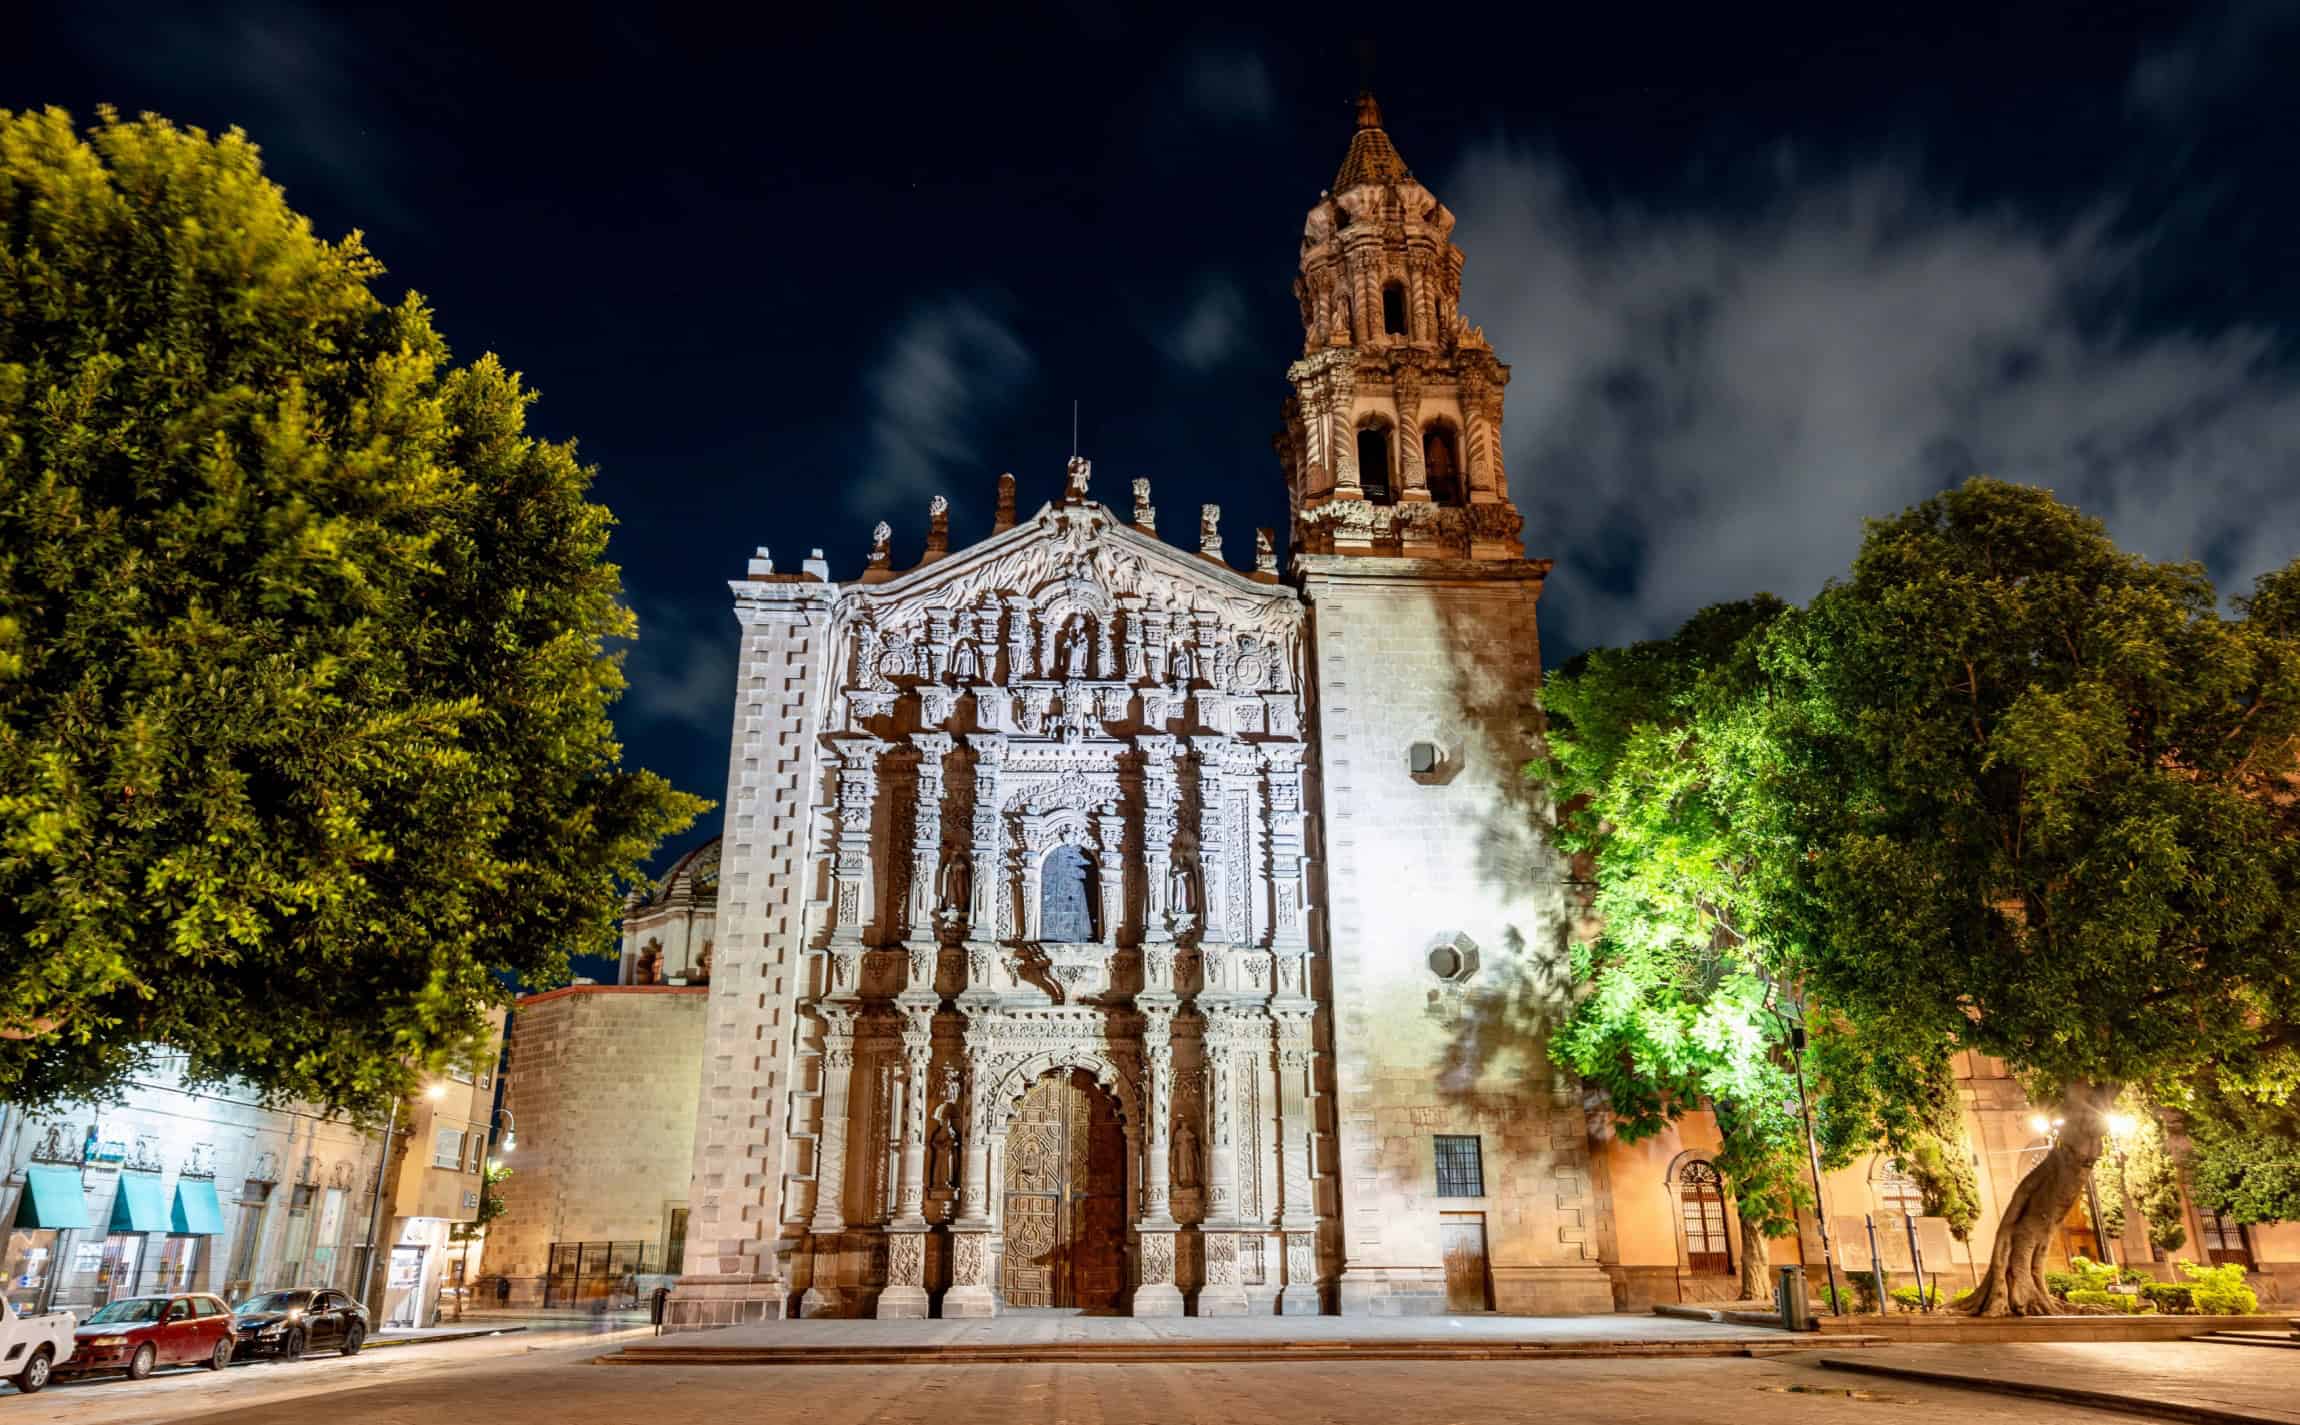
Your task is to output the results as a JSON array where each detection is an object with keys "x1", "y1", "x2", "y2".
[
  {"x1": 14, "y1": 1164, "x2": 89, "y2": 1231},
  {"x1": 108, "y1": 1172, "x2": 168, "y2": 1232},
  {"x1": 170, "y1": 1178, "x2": 224, "y2": 1235}
]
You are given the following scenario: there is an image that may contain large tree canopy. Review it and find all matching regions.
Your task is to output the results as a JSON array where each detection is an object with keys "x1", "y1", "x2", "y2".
[
  {"x1": 0, "y1": 108, "x2": 704, "y2": 1111},
  {"x1": 1544, "y1": 598, "x2": 1966, "y2": 1299},
  {"x1": 1755, "y1": 477, "x2": 2300, "y2": 1313}
]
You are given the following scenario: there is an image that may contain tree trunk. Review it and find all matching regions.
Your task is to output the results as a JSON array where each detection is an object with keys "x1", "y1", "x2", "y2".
[
  {"x1": 1736, "y1": 1204, "x2": 1773, "y2": 1303},
  {"x1": 1956, "y1": 1080, "x2": 2116, "y2": 1316}
]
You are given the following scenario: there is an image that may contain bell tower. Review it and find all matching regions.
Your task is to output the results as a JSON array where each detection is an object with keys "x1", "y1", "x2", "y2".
[
  {"x1": 1278, "y1": 94, "x2": 1523, "y2": 560},
  {"x1": 1290, "y1": 99, "x2": 1606, "y2": 1316}
]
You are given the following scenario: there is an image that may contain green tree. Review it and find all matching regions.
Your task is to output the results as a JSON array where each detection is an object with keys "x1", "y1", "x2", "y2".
[
  {"x1": 0, "y1": 108, "x2": 704, "y2": 1111},
  {"x1": 2186, "y1": 1102, "x2": 2300, "y2": 1228},
  {"x1": 1755, "y1": 478, "x2": 2300, "y2": 1314},
  {"x1": 2094, "y1": 1098, "x2": 2187, "y2": 1255}
]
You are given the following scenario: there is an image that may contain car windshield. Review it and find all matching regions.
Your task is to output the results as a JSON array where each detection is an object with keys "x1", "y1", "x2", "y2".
[
  {"x1": 235, "y1": 1292, "x2": 308, "y2": 1314},
  {"x1": 83, "y1": 1299, "x2": 164, "y2": 1324}
]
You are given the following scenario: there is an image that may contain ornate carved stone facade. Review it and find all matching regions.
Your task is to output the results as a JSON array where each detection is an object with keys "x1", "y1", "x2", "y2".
[{"x1": 664, "y1": 96, "x2": 1608, "y2": 1328}]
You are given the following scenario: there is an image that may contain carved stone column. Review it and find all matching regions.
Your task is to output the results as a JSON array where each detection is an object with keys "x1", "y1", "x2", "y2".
[
  {"x1": 907, "y1": 733, "x2": 953, "y2": 955},
  {"x1": 800, "y1": 1007, "x2": 858, "y2": 1317},
  {"x1": 1198, "y1": 1007, "x2": 1249, "y2": 1314},
  {"x1": 965, "y1": 734, "x2": 1007, "y2": 948},
  {"x1": 827, "y1": 737, "x2": 888, "y2": 983},
  {"x1": 876, "y1": 1005, "x2": 935, "y2": 1318},
  {"x1": 1262, "y1": 744, "x2": 1311, "y2": 956},
  {"x1": 943, "y1": 1021, "x2": 998, "y2": 1317},
  {"x1": 1133, "y1": 1000, "x2": 1183, "y2": 1315},
  {"x1": 1272, "y1": 1010, "x2": 1321, "y2": 1314},
  {"x1": 1094, "y1": 805, "x2": 1126, "y2": 947},
  {"x1": 1326, "y1": 359, "x2": 1361, "y2": 499},
  {"x1": 1136, "y1": 734, "x2": 1178, "y2": 941},
  {"x1": 1394, "y1": 362, "x2": 1427, "y2": 498},
  {"x1": 1190, "y1": 736, "x2": 1230, "y2": 953}
]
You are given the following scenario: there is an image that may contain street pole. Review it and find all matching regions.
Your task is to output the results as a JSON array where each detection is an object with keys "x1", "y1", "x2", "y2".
[
  {"x1": 357, "y1": 1097, "x2": 399, "y2": 1317},
  {"x1": 2083, "y1": 1165, "x2": 2116, "y2": 1272},
  {"x1": 1788, "y1": 1025, "x2": 1845, "y2": 1316}
]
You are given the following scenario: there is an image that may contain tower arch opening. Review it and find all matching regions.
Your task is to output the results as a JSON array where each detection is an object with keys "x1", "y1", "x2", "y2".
[{"x1": 1356, "y1": 419, "x2": 1396, "y2": 506}]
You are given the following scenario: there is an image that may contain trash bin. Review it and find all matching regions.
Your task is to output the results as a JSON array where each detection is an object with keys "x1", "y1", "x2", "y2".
[
  {"x1": 1776, "y1": 1265, "x2": 1813, "y2": 1332},
  {"x1": 649, "y1": 1286, "x2": 671, "y2": 1330}
]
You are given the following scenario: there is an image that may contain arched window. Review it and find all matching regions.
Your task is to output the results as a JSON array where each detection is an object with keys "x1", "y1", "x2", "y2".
[
  {"x1": 1355, "y1": 424, "x2": 1394, "y2": 505},
  {"x1": 1382, "y1": 281, "x2": 1408, "y2": 337},
  {"x1": 1878, "y1": 1159, "x2": 1924, "y2": 1218},
  {"x1": 1679, "y1": 1160, "x2": 1732, "y2": 1274},
  {"x1": 1423, "y1": 426, "x2": 1463, "y2": 507},
  {"x1": 1039, "y1": 844, "x2": 1096, "y2": 943}
]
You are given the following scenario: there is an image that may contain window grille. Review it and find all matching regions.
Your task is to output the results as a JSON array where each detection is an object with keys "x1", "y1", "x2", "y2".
[
  {"x1": 1433, "y1": 1135, "x2": 1484, "y2": 1198},
  {"x1": 1680, "y1": 1160, "x2": 1732, "y2": 1273},
  {"x1": 1878, "y1": 1160, "x2": 1925, "y2": 1217},
  {"x1": 433, "y1": 1126, "x2": 466, "y2": 1170},
  {"x1": 2201, "y1": 1208, "x2": 2254, "y2": 1268}
]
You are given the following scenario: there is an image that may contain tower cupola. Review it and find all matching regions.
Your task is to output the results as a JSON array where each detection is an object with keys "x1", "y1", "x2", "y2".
[{"x1": 1277, "y1": 95, "x2": 1523, "y2": 560}]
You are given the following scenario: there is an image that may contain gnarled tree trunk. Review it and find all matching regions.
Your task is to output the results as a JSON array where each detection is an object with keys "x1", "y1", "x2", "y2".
[
  {"x1": 1956, "y1": 1079, "x2": 2116, "y2": 1316},
  {"x1": 1736, "y1": 1205, "x2": 1773, "y2": 1303}
]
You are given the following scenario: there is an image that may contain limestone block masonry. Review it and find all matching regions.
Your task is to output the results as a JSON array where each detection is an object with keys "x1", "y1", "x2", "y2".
[{"x1": 659, "y1": 93, "x2": 1614, "y2": 1327}]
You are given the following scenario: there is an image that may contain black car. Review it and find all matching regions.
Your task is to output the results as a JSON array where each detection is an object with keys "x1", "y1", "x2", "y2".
[{"x1": 230, "y1": 1290, "x2": 368, "y2": 1361}]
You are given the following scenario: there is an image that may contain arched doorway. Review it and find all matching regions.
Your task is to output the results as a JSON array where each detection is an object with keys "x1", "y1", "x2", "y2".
[{"x1": 1001, "y1": 1069, "x2": 1125, "y2": 1310}]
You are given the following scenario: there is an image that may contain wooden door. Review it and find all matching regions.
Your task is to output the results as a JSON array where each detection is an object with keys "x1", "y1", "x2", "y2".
[
  {"x1": 1439, "y1": 1213, "x2": 1491, "y2": 1312},
  {"x1": 1001, "y1": 1071, "x2": 1125, "y2": 1309}
]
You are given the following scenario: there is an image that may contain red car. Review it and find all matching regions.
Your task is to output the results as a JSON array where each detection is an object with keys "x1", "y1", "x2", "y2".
[{"x1": 60, "y1": 1294, "x2": 235, "y2": 1379}]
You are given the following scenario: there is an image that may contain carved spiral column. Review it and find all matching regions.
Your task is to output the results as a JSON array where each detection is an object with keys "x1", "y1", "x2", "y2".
[
  {"x1": 1394, "y1": 362, "x2": 1426, "y2": 497},
  {"x1": 1327, "y1": 359, "x2": 1361, "y2": 498}
]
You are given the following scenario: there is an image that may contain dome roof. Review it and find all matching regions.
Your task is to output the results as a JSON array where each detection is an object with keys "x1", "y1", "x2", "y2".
[
  {"x1": 1333, "y1": 92, "x2": 1410, "y2": 192},
  {"x1": 645, "y1": 835, "x2": 721, "y2": 907}
]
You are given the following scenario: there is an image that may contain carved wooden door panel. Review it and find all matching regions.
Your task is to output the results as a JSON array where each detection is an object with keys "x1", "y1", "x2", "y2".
[
  {"x1": 1439, "y1": 1212, "x2": 1492, "y2": 1312},
  {"x1": 1001, "y1": 1072, "x2": 1126, "y2": 1309}
]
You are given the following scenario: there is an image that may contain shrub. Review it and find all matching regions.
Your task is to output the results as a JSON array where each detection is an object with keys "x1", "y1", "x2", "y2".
[
  {"x1": 2177, "y1": 1260, "x2": 2259, "y2": 1315},
  {"x1": 1889, "y1": 1283, "x2": 1946, "y2": 1310},
  {"x1": 2061, "y1": 1255, "x2": 2121, "y2": 1294},
  {"x1": 2065, "y1": 1289, "x2": 2152, "y2": 1314},
  {"x1": 2140, "y1": 1282, "x2": 2196, "y2": 1314}
]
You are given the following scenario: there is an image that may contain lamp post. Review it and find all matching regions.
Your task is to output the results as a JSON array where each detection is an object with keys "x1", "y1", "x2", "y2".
[
  {"x1": 2105, "y1": 1111, "x2": 2141, "y2": 1269},
  {"x1": 358, "y1": 1082, "x2": 445, "y2": 1322},
  {"x1": 1758, "y1": 966, "x2": 1843, "y2": 1317}
]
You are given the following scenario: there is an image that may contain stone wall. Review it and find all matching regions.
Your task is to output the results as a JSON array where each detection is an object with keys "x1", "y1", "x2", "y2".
[
  {"x1": 1299, "y1": 556, "x2": 1610, "y2": 1315},
  {"x1": 490, "y1": 986, "x2": 707, "y2": 1301}
]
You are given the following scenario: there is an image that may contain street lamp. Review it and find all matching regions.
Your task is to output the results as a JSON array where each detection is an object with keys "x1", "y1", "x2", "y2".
[
  {"x1": 2105, "y1": 1111, "x2": 2142, "y2": 1269},
  {"x1": 2038, "y1": 1109, "x2": 2117, "y2": 1271},
  {"x1": 1755, "y1": 964, "x2": 1844, "y2": 1317}
]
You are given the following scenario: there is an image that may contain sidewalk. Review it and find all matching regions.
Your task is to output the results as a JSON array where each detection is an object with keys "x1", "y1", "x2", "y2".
[{"x1": 1815, "y1": 1340, "x2": 2300, "y2": 1425}]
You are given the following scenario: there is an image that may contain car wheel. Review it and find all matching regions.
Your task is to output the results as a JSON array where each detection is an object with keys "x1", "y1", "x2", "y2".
[
  {"x1": 207, "y1": 1337, "x2": 232, "y2": 1371},
  {"x1": 18, "y1": 1346, "x2": 51, "y2": 1394},
  {"x1": 340, "y1": 1324, "x2": 365, "y2": 1357},
  {"x1": 126, "y1": 1343, "x2": 157, "y2": 1381},
  {"x1": 279, "y1": 1327, "x2": 305, "y2": 1363}
]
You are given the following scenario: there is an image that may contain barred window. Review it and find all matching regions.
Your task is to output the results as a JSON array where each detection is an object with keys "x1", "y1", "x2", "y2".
[
  {"x1": 1433, "y1": 1135, "x2": 1484, "y2": 1198},
  {"x1": 1680, "y1": 1160, "x2": 1731, "y2": 1273}
]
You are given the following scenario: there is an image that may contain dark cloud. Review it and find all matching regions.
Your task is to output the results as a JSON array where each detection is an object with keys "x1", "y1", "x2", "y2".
[
  {"x1": 1451, "y1": 146, "x2": 2300, "y2": 653},
  {"x1": 1179, "y1": 47, "x2": 1275, "y2": 124}
]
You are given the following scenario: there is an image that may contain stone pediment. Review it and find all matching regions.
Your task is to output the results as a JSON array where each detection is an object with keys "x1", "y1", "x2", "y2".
[{"x1": 847, "y1": 498, "x2": 1299, "y2": 633}]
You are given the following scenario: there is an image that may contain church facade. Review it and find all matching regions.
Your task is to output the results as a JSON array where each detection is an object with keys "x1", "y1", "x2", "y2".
[{"x1": 664, "y1": 96, "x2": 1610, "y2": 1329}]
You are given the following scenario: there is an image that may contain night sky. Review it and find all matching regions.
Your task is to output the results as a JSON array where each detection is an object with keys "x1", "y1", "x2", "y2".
[{"x1": 11, "y1": 3, "x2": 2300, "y2": 976}]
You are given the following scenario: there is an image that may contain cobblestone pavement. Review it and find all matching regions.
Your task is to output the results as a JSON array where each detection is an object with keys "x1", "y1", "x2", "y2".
[
  {"x1": 127, "y1": 1346, "x2": 2148, "y2": 1425},
  {"x1": 1819, "y1": 1340, "x2": 2300, "y2": 1424}
]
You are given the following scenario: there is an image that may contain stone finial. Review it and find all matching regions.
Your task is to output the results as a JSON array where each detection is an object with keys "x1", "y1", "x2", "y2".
[
  {"x1": 1199, "y1": 504, "x2": 1223, "y2": 561},
  {"x1": 1255, "y1": 528, "x2": 1278, "y2": 576},
  {"x1": 868, "y1": 521, "x2": 892, "y2": 570},
  {"x1": 1132, "y1": 477, "x2": 1156, "y2": 535},
  {"x1": 803, "y1": 547, "x2": 831, "y2": 580},
  {"x1": 924, "y1": 495, "x2": 951, "y2": 559},
  {"x1": 993, "y1": 473, "x2": 1017, "y2": 533},
  {"x1": 1065, "y1": 455, "x2": 1093, "y2": 503},
  {"x1": 747, "y1": 546, "x2": 775, "y2": 579}
]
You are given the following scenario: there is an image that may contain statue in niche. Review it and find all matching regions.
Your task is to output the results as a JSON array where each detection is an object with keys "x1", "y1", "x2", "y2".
[
  {"x1": 936, "y1": 848, "x2": 972, "y2": 916},
  {"x1": 1167, "y1": 856, "x2": 1201, "y2": 917},
  {"x1": 1057, "y1": 615, "x2": 1093, "y2": 677},
  {"x1": 1174, "y1": 1119, "x2": 1202, "y2": 1190},
  {"x1": 1169, "y1": 641, "x2": 1196, "y2": 687},
  {"x1": 952, "y1": 639, "x2": 982, "y2": 682},
  {"x1": 1039, "y1": 842, "x2": 1096, "y2": 942},
  {"x1": 929, "y1": 1103, "x2": 959, "y2": 1194}
]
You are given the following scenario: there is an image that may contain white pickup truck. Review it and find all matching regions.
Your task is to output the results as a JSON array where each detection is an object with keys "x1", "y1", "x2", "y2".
[{"x1": 0, "y1": 1296, "x2": 73, "y2": 1394}]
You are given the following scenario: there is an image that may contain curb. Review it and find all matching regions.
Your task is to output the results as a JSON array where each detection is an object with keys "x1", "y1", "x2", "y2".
[
  {"x1": 596, "y1": 1335, "x2": 1885, "y2": 1368},
  {"x1": 1814, "y1": 1355, "x2": 2291, "y2": 1425},
  {"x1": 365, "y1": 1326, "x2": 530, "y2": 1351}
]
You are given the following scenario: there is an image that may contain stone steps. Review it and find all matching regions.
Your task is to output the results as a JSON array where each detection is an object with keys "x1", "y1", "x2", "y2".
[
  {"x1": 599, "y1": 1334, "x2": 1873, "y2": 1367},
  {"x1": 2193, "y1": 1331, "x2": 2300, "y2": 1349}
]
